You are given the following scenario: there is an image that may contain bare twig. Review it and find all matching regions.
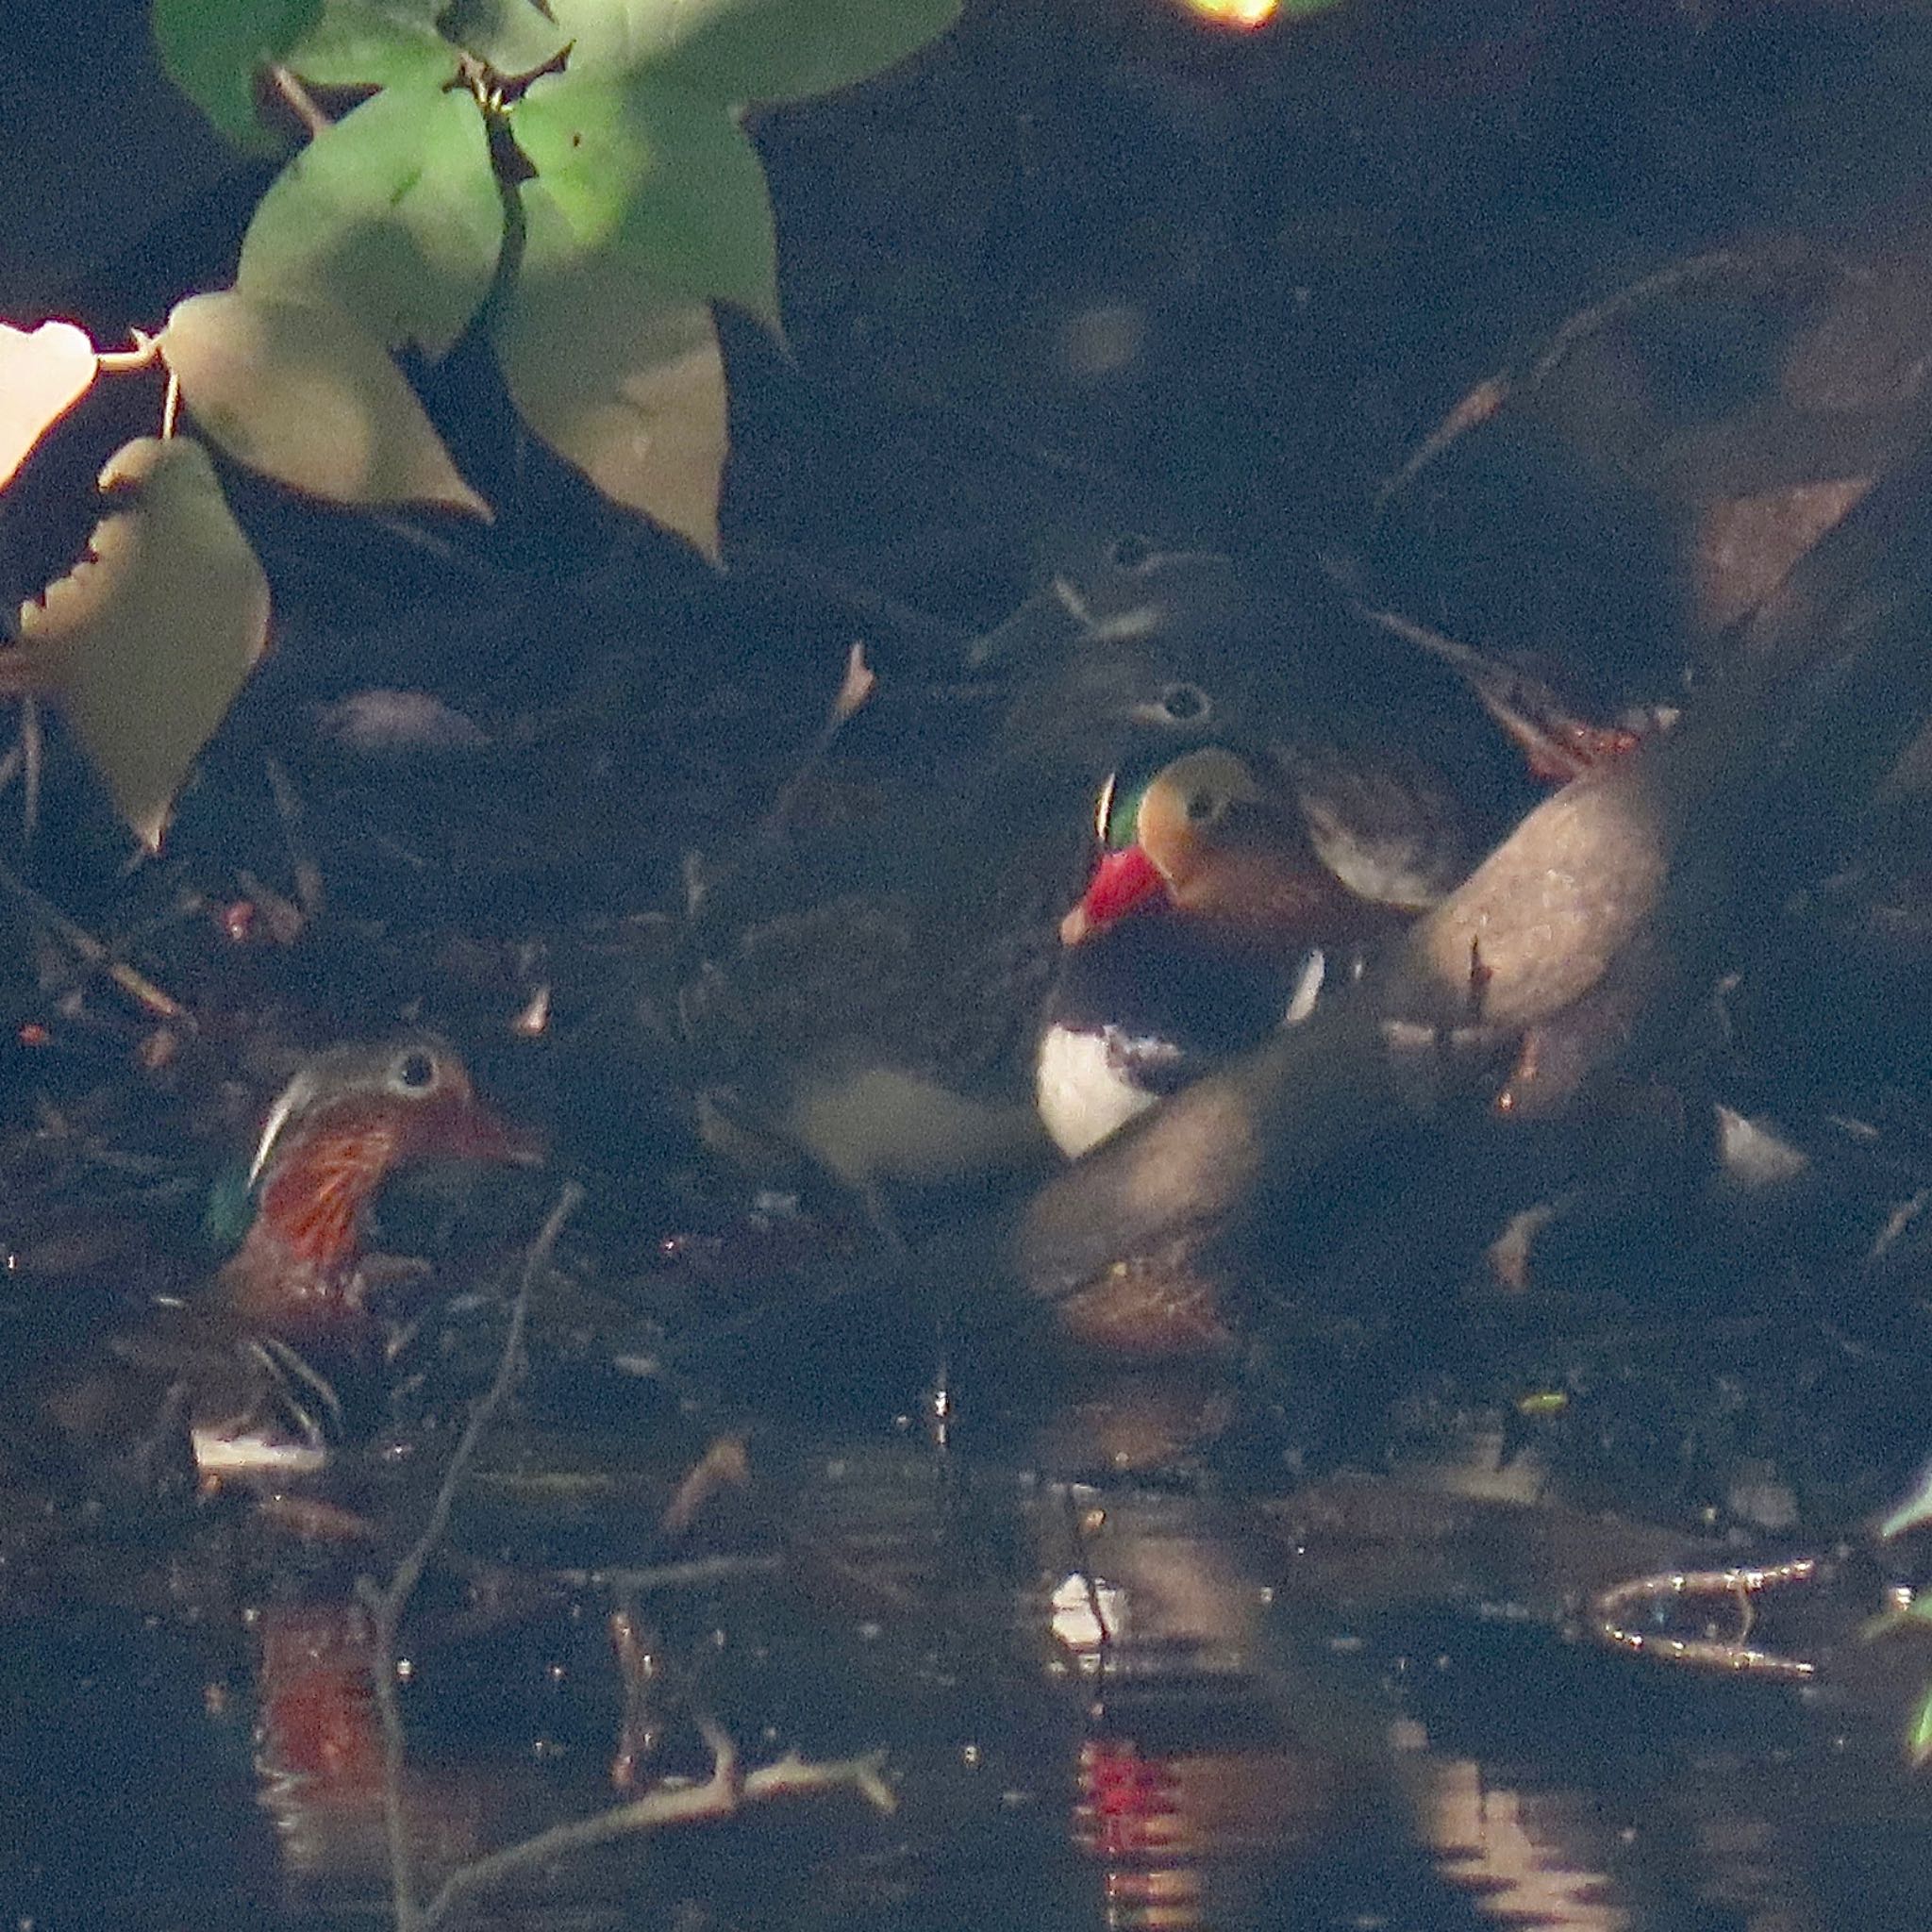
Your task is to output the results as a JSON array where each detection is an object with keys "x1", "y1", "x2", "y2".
[
  {"x1": 0, "y1": 852, "x2": 192, "y2": 1024},
  {"x1": 1591, "y1": 1557, "x2": 1820, "y2": 1678},
  {"x1": 266, "y1": 62, "x2": 331, "y2": 139},
  {"x1": 1348, "y1": 600, "x2": 1643, "y2": 782},
  {"x1": 22, "y1": 695, "x2": 41, "y2": 842},
  {"x1": 360, "y1": 1183, "x2": 891, "y2": 1929},
  {"x1": 551, "y1": 1554, "x2": 787, "y2": 1593},
  {"x1": 658, "y1": 1433, "x2": 750, "y2": 1536},
  {"x1": 759, "y1": 641, "x2": 878, "y2": 844},
  {"x1": 417, "y1": 1707, "x2": 892, "y2": 1930},
  {"x1": 1376, "y1": 241, "x2": 1828, "y2": 510},
  {"x1": 608, "y1": 1606, "x2": 662, "y2": 1790},
  {"x1": 95, "y1": 330, "x2": 161, "y2": 375},
  {"x1": 262, "y1": 754, "x2": 326, "y2": 922},
  {"x1": 362, "y1": 1182, "x2": 582, "y2": 1932}
]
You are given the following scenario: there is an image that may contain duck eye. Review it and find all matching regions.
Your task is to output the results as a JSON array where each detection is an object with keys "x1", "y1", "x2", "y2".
[
  {"x1": 1185, "y1": 789, "x2": 1221, "y2": 824},
  {"x1": 391, "y1": 1048, "x2": 440, "y2": 1094},
  {"x1": 1107, "y1": 533, "x2": 1155, "y2": 571},
  {"x1": 1157, "y1": 681, "x2": 1209, "y2": 724}
]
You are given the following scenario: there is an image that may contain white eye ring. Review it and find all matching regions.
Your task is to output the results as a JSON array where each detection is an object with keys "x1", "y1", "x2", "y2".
[{"x1": 389, "y1": 1046, "x2": 442, "y2": 1096}]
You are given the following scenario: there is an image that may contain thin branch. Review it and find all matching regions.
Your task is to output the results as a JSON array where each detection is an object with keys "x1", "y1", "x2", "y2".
[
  {"x1": 262, "y1": 754, "x2": 326, "y2": 921},
  {"x1": 95, "y1": 330, "x2": 160, "y2": 375},
  {"x1": 417, "y1": 1708, "x2": 893, "y2": 1931},
  {"x1": 758, "y1": 641, "x2": 878, "y2": 844},
  {"x1": 1375, "y1": 239, "x2": 1827, "y2": 511},
  {"x1": 1591, "y1": 1557, "x2": 1820, "y2": 1678},
  {"x1": 551, "y1": 1554, "x2": 787, "y2": 1593},
  {"x1": 362, "y1": 1182, "x2": 582, "y2": 1932},
  {"x1": 0, "y1": 852, "x2": 192, "y2": 1024}
]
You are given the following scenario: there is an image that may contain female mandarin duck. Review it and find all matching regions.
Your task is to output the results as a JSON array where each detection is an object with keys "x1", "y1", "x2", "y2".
[
  {"x1": 1038, "y1": 741, "x2": 1481, "y2": 1159},
  {"x1": 62, "y1": 1035, "x2": 543, "y2": 1478}
]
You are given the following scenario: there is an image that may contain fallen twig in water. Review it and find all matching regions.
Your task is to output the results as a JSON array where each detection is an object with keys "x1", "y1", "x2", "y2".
[
  {"x1": 362, "y1": 1182, "x2": 891, "y2": 1930},
  {"x1": 1591, "y1": 1557, "x2": 1820, "y2": 1679},
  {"x1": 415, "y1": 1708, "x2": 893, "y2": 1931}
]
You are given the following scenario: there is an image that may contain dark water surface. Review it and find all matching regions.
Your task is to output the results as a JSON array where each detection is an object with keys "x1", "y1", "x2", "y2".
[
  {"x1": 9, "y1": 2, "x2": 1932, "y2": 1926},
  {"x1": 8, "y1": 1414, "x2": 1932, "y2": 1932}
]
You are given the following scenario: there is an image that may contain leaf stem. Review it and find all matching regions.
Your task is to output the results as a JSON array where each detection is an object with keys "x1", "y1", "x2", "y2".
[
  {"x1": 95, "y1": 330, "x2": 161, "y2": 374},
  {"x1": 266, "y1": 63, "x2": 331, "y2": 140}
]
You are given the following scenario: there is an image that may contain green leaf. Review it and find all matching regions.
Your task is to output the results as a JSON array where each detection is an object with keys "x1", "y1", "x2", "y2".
[
  {"x1": 160, "y1": 289, "x2": 491, "y2": 516},
  {"x1": 1880, "y1": 1467, "x2": 1932, "y2": 1541},
  {"x1": 281, "y1": 0, "x2": 460, "y2": 90},
  {"x1": 511, "y1": 72, "x2": 778, "y2": 325},
  {"x1": 15, "y1": 437, "x2": 269, "y2": 851},
  {"x1": 544, "y1": 0, "x2": 959, "y2": 106},
  {"x1": 1910, "y1": 1685, "x2": 1932, "y2": 1767},
  {"x1": 436, "y1": 0, "x2": 573, "y2": 73},
  {"x1": 154, "y1": 0, "x2": 323, "y2": 148},
  {"x1": 238, "y1": 82, "x2": 503, "y2": 356},
  {"x1": 497, "y1": 187, "x2": 726, "y2": 557}
]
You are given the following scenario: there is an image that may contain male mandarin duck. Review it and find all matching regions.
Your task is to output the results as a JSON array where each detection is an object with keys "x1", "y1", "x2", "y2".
[
  {"x1": 219, "y1": 1034, "x2": 542, "y2": 1346},
  {"x1": 1019, "y1": 426, "x2": 1932, "y2": 1358},
  {"x1": 675, "y1": 541, "x2": 1545, "y2": 1195},
  {"x1": 42, "y1": 1034, "x2": 542, "y2": 1481},
  {"x1": 1037, "y1": 741, "x2": 1488, "y2": 1159}
]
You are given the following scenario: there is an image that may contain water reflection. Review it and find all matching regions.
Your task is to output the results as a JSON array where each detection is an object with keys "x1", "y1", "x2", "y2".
[
  {"x1": 16, "y1": 1443, "x2": 1932, "y2": 1930},
  {"x1": 1420, "y1": 1759, "x2": 1628, "y2": 1932},
  {"x1": 254, "y1": 1601, "x2": 489, "y2": 1914}
]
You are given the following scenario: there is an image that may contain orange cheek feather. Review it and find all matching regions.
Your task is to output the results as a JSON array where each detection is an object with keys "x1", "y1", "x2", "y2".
[{"x1": 255, "y1": 1120, "x2": 402, "y2": 1273}]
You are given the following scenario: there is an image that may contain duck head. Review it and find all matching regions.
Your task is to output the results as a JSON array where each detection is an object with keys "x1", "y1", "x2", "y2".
[
  {"x1": 974, "y1": 544, "x2": 1265, "y2": 789},
  {"x1": 223, "y1": 1035, "x2": 542, "y2": 1343},
  {"x1": 1059, "y1": 747, "x2": 1383, "y2": 951}
]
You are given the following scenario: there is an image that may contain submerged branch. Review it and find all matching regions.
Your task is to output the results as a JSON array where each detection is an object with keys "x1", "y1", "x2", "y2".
[{"x1": 417, "y1": 1710, "x2": 893, "y2": 1930}]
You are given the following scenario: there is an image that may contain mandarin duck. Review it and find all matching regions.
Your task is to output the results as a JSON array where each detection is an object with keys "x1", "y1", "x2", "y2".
[
  {"x1": 673, "y1": 541, "x2": 1541, "y2": 1196},
  {"x1": 43, "y1": 1034, "x2": 541, "y2": 1481},
  {"x1": 218, "y1": 1035, "x2": 541, "y2": 1346},
  {"x1": 1038, "y1": 740, "x2": 1492, "y2": 1159}
]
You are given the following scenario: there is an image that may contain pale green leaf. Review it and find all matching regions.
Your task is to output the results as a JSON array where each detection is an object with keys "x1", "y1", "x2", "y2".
[
  {"x1": 282, "y1": 0, "x2": 459, "y2": 89},
  {"x1": 160, "y1": 290, "x2": 491, "y2": 516},
  {"x1": 512, "y1": 72, "x2": 778, "y2": 325},
  {"x1": 497, "y1": 189, "x2": 725, "y2": 556},
  {"x1": 543, "y1": 0, "x2": 959, "y2": 106},
  {"x1": 238, "y1": 83, "x2": 503, "y2": 356},
  {"x1": 0, "y1": 323, "x2": 98, "y2": 491},
  {"x1": 437, "y1": 0, "x2": 574, "y2": 72},
  {"x1": 1911, "y1": 1687, "x2": 1932, "y2": 1767},
  {"x1": 1881, "y1": 1467, "x2": 1932, "y2": 1541},
  {"x1": 154, "y1": 0, "x2": 322, "y2": 148},
  {"x1": 15, "y1": 437, "x2": 269, "y2": 850}
]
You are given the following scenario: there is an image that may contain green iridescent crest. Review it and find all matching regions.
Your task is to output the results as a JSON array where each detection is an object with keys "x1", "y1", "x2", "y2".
[{"x1": 1095, "y1": 767, "x2": 1155, "y2": 851}]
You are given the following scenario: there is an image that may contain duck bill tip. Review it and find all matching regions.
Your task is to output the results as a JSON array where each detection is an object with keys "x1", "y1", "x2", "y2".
[
  {"x1": 1063, "y1": 844, "x2": 1165, "y2": 945},
  {"x1": 451, "y1": 1103, "x2": 547, "y2": 1168}
]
